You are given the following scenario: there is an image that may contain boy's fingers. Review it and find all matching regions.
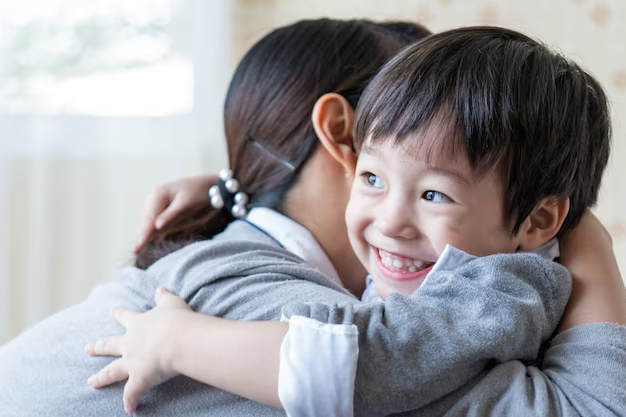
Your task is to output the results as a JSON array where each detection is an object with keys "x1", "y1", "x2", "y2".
[
  {"x1": 134, "y1": 192, "x2": 172, "y2": 252},
  {"x1": 112, "y1": 307, "x2": 140, "y2": 328},
  {"x1": 153, "y1": 213, "x2": 169, "y2": 230},
  {"x1": 133, "y1": 227, "x2": 153, "y2": 254},
  {"x1": 87, "y1": 358, "x2": 129, "y2": 388},
  {"x1": 134, "y1": 215, "x2": 158, "y2": 253},
  {"x1": 155, "y1": 288, "x2": 190, "y2": 310},
  {"x1": 154, "y1": 287, "x2": 171, "y2": 304},
  {"x1": 124, "y1": 376, "x2": 150, "y2": 414},
  {"x1": 154, "y1": 198, "x2": 186, "y2": 230},
  {"x1": 134, "y1": 216, "x2": 157, "y2": 254},
  {"x1": 84, "y1": 335, "x2": 125, "y2": 357}
]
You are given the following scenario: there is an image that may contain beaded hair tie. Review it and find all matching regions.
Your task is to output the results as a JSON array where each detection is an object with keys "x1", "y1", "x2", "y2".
[{"x1": 208, "y1": 169, "x2": 249, "y2": 218}]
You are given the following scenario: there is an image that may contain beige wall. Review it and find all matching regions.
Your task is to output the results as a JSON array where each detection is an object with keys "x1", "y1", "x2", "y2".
[{"x1": 233, "y1": 0, "x2": 626, "y2": 275}]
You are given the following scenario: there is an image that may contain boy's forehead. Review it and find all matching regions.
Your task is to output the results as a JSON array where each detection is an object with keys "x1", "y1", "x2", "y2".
[
  {"x1": 361, "y1": 129, "x2": 507, "y2": 188},
  {"x1": 362, "y1": 124, "x2": 464, "y2": 164}
]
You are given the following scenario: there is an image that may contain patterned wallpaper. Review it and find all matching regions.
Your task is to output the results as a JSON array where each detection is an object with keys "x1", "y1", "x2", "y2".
[{"x1": 233, "y1": 0, "x2": 626, "y2": 275}]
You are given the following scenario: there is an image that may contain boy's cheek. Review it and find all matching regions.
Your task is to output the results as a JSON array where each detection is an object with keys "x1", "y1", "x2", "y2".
[
  {"x1": 345, "y1": 195, "x2": 369, "y2": 227},
  {"x1": 345, "y1": 199, "x2": 373, "y2": 255},
  {"x1": 425, "y1": 213, "x2": 486, "y2": 254},
  {"x1": 426, "y1": 227, "x2": 478, "y2": 258},
  {"x1": 344, "y1": 201, "x2": 361, "y2": 241}
]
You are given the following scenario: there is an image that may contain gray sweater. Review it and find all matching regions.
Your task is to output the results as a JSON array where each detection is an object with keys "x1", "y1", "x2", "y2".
[
  {"x1": 0, "y1": 220, "x2": 624, "y2": 416},
  {"x1": 282, "y1": 255, "x2": 626, "y2": 416}
]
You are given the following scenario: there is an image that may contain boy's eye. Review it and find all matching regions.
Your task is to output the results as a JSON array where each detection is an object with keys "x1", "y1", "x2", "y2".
[
  {"x1": 364, "y1": 173, "x2": 384, "y2": 188},
  {"x1": 423, "y1": 190, "x2": 451, "y2": 203}
]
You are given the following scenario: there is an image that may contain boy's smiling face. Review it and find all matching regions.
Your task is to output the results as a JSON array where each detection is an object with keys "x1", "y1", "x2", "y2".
[{"x1": 346, "y1": 137, "x2": 524, "y2": 300}]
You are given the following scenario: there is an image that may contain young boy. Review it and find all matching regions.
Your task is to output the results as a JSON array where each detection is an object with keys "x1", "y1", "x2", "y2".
[{"x1": 87, "y1": 27, "x2": 625, "y2": 416}]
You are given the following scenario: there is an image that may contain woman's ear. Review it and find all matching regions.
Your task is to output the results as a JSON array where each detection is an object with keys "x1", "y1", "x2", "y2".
[
  {"x1": 312, "y1": 93, "x2": 357, "y2": 175},
  {"x1": 517, "y1": 197, "x2": 570, "y2": 251}
]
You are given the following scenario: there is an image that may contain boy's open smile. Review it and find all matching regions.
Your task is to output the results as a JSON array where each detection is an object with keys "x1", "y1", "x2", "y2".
[{"x1": 374, "y1": 247, "x2": 435, "y2": 281}]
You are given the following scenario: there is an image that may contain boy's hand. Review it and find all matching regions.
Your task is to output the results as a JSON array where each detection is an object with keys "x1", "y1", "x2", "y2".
[
  {"x1": 85, "y1": 288, "x2": 192, "y2": 414},
  {"x1": 133, "y1": 175, "x2": 218, "y2": 254},
  {"x1": 559, "y1": 211, "x2": 626, "y2": 331}
]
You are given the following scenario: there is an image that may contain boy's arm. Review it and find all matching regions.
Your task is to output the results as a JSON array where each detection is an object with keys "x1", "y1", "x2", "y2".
[
  {"x1": 414, "y1": 215, "x2": 626, "y2": 417},
  {"x1": 88, "y1": 214, "x2": 625, "y2": 416},
  {"x1": 281, "y1": 253, "x2": 571, "y2": 416},
  {"x1": 435, "y1": 322, "x2": 626, "y2": 417},
  {"x1": 81, "y1": 293, "x2": 626, "y2": 417},
  {"x1": 87, "y1": 288, "x2": 288, "y2": 413},
  {"x1": 89, "y1": 252, "x2": 570, "y2": 415}
]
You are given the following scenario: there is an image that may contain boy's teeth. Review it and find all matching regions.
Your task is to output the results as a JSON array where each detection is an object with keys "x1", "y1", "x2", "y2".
[{"x1": 378, "y1": 249, "x2": 432, "y2": 273}]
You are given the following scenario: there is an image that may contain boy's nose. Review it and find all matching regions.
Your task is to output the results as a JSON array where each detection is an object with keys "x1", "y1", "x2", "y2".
[{"x1": 373, "y1": 197, "x2": 419, "y2": 240}]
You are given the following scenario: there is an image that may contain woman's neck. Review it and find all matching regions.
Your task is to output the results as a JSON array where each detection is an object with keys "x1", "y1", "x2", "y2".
[
  {"x1": 283, "y1": 180, "x2": 366, "y2": 297},
  {"x1": 300, "y1": 216, "x2": 367, "y2": 297}
]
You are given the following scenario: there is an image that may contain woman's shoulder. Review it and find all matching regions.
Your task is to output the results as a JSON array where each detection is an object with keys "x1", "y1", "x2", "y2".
[
  {"x1": 142, "y1": 220, "x2": 356, "y2": 319},
  {"x1": 166, "y1": 219, "x2": 302, "y2": 266},
  {"x1": 146, "y1": 220, "x2": 351, "y2": 297}
]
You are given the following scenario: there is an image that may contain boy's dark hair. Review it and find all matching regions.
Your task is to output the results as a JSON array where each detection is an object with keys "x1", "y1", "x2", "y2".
[{"x1": 354, "y1": 26, "x2": 611, "y2": 236}]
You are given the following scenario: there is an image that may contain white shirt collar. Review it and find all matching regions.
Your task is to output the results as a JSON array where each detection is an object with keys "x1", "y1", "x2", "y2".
[
  {"x1": 246, "y1": 208, "x2": 344, "y2": 289},
  {"x1": 430, "y1": 238, "x2": 560, "y2": 274},
  {"x1": 362, "y1": 239, "x2": 560, "y2": 303}
]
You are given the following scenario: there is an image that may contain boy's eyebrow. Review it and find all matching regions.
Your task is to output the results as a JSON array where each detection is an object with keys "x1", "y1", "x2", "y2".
[{"x1": 428, "y1": 165, "x2": 472, "y2": 186}]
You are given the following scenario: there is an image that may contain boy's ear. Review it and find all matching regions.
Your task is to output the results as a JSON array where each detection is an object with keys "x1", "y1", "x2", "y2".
[
  {"x1": 312, "y1": 93, "x2": 358, "y2": 175},
  {"x1": 517, "y1": 197, "x2": 570, "y2": 251}
]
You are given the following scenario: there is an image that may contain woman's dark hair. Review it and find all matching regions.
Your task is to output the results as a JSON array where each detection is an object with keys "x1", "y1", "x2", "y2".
[
  {"x1": 354, "y1": 26, "x2": 611, "y2": 237},
  {"x1": 136, "y1": 18, "x2": 431, "y2": 269}
]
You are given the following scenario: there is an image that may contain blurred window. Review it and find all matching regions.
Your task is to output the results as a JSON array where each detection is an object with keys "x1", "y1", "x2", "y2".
[{"x1": 0, "y1": 0, "x2": 193, "y2": 116}]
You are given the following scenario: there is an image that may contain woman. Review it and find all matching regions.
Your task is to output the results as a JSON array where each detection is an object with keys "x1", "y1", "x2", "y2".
[{"x1": 0, "y1": 18, "x2": 432, "y2": 417}]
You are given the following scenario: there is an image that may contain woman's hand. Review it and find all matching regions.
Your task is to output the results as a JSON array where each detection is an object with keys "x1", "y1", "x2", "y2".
[
  {"x1": 85, "y1": 288, "x2": 192, "y2": 413},
  {"x1": 133, "y1": 175, "x2": 217, "y2": 254},
  {"x1": 559, "y1": 211, "x2": 626, "y2": 331}
]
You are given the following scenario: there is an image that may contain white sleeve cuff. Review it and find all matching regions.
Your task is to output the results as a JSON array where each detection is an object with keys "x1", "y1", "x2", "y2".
[{"x1": 278, "y1": 315, "x2": 359, "y2": 417}]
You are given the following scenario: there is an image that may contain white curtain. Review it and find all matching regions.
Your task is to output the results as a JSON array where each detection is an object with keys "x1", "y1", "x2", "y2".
[{"x1": 0, "y1": 0, "x2": 231, "y2": 344}]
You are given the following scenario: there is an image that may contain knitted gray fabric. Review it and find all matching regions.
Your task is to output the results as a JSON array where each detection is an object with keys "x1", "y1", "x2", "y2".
[
  {"x1": 0, "y1": 221, "x2": 354, "y2": 417},
  {"x1": 282, "y1": 253, "x2": 626, "y2": 417},
  {"x1": 0, "y1": 220, "x2": 625, "y2": 416}
]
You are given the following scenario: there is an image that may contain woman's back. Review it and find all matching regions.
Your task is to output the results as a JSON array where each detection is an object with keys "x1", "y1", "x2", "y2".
[{"x1": 0, "y1": 220, "x2": 359, "y2": 416}]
